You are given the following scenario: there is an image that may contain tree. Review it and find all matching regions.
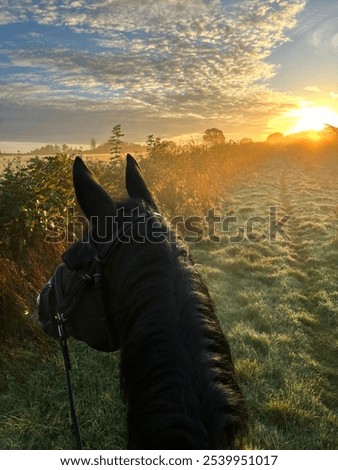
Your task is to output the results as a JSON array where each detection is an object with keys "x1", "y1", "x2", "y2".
[
  {"x1": 267, "y1": 132, "x2": 284, "y2": 144},
  {"x1": 110, "y1": 124, "x2": 124, "y2": 159},
  {"x1": 146, "y1": 135, "x2": 176, "y2": 156},
  {"x1": 146, "y1": 134, "x2": 165, "y2": 154},
  {"x1": 240, "y1": 137, "x2": 253, "y2": 145},
  {"x1": 203, "y1": 128, "x2": 225, "y2": 146},
  {"x1": 323, "y1": 124, "x2": 338, "y2": 139},
  {"x1": 90, "y1": 138, "x2": 96, "y2": 150}
]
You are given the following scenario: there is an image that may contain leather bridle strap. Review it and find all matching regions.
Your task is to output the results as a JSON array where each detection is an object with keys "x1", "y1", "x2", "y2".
[
  {"x1": 57, "y1": 314, "x2": 83, "y2": 450},
  {"x1": 54, "y1": 261, "x2": 101, "y2": 322},
  {"x1": 54, "y1": 261, "x2": 102, "y2": 450},
  {"x1": 54, "y1": 262, "x2": 102, "y2": 450}
]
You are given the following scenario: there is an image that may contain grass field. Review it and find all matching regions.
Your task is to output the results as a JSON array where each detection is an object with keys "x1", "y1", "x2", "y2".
[{"x1": 0, "y1": 151, "x2": 337, "y2": 449}]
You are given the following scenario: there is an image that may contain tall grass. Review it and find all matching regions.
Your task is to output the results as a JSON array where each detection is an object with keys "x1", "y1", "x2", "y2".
[{"x1": 0, "y1": 242, "x2": 66, "y2": 391}]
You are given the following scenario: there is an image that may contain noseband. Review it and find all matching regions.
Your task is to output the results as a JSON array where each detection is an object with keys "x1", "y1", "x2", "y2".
[{"x1": 54, "y1": 258, "x2": 102, "y2": 333}]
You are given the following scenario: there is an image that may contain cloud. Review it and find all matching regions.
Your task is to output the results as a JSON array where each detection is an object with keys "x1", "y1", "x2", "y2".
[
  {"x1": 307, "y1": 2, "x2": 338, "y2": 54},
  {"x1": 0, "y1": 0, "x2": 307, "y2": 142},
  {"x1": 0, "y1": 0, "x2": 30, "y2": 24},
  {"x1": 304, "y1": 86, "x2": 338, "y2": 101},
  {"x1": 331, "y1": 33, "x2": 338, "y2": 48},
  {"x1": 304, "y1": 86, "x2": 323, "y2": 93}
]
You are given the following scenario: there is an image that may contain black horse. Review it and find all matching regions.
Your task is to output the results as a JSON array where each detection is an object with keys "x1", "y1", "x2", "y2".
[{"x1": 38, "y1": 155, "x2": 246, "y2": 449}]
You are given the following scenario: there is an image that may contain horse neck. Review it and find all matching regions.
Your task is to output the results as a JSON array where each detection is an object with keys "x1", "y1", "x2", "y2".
[{"x1": 105, "y1": 241, "x2": 240, "y2": 448}]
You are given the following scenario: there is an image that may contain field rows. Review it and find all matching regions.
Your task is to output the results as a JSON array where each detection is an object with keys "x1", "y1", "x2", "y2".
[{"x1": 193, "y1": 152, "x2": 338, "y2": 449}]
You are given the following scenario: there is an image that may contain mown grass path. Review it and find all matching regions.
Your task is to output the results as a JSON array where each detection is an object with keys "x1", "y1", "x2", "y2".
[
  {"x1": 193, "y1": 151, "x2": 338, "y2": 449},
  {"x1": 0, "y1": 152, "x2": 337, "y2": 449}
]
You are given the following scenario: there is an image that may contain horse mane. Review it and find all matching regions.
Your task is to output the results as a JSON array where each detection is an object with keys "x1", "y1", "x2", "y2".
[{"x1": 100, "y1": 201, "x2": 246, "y2": 449}]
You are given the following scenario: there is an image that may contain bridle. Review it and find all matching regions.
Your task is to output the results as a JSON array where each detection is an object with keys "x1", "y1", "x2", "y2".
[
  {"x1": 53, "y1": 259, "x2": 103, "y2": 450},
  {"x1": 46, "y1": 210, "x2": 162, "y2": 450},
  {"x1": 53, "y1": 210, "x2": 162, "y2": 343}
]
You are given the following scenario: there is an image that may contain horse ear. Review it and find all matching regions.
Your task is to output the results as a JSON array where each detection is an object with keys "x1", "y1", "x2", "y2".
[
  {"x1": 73, "y1": 156, "x2": 115, "y2": 221},
  {"x1": 125, "y1": 154, "x2": 159, "y2": 211}
]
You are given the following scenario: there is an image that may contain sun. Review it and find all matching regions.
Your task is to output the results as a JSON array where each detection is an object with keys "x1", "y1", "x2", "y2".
[{"x1": 286, "y1": 105, "x2": 338, "y2": 135}]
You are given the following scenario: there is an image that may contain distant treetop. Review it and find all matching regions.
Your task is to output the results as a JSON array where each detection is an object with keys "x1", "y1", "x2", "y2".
[{"x1": 203, "y1": 128, "x2": 226, "y2": 146}]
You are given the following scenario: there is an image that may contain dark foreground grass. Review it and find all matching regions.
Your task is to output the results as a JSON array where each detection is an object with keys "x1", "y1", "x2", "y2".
[
  {"x1": 0, "y1": 341, "x2": 127, "y2": 449},
  {"x1": 1, "y1": 153, "x2": 337, "y2": 449}
]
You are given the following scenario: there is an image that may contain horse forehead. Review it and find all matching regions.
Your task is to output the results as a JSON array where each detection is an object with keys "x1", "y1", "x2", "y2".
[{"x1": 62, "y1": 241, "x2": 95, "y2": 269}]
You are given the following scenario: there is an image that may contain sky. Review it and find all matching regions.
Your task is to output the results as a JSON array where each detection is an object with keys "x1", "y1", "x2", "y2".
[{"x1": 0, "y1": 0, "x2": 338, "y2": 152}]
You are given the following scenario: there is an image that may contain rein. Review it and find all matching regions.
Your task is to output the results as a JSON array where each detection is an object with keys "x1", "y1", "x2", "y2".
[
  {"x1": 53, "y1": 211, "x2": 158, "y2": 450},
  {"x1": 56, "y1": 311, "x2": 84, "y2": 450}
]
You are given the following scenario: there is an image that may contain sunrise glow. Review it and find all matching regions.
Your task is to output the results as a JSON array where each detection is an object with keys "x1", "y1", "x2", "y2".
[{"x1": 285, "y1": 106, "x2": 338, "y2": 135}]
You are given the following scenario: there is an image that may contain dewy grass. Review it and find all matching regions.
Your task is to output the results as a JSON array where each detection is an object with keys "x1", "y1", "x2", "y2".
[
  {"x1": 0, "y1": 343, "x2": 127, "y2": 449},
  {"x1": 1, "y1": 151, "x2": 337, "y2": 449},
  {"x1": 191, "y1": 153, "x2": 338, "y2": 450}
]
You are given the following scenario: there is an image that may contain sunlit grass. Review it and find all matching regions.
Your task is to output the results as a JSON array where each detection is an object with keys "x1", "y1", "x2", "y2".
[{"x1": 191, "y1": 152, "x2": 338, "y2": 449}]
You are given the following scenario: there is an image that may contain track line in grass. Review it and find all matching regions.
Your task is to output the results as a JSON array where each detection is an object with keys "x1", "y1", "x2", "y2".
[{"x1": 192, "y1": 152, "x2": 338, "y2": 449}]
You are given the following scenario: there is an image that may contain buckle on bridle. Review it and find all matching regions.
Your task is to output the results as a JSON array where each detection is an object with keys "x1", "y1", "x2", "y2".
[
  {"x1": 56, "y1": 311, "x2": 67, "y2": 340},
  {"x1": 81, "y1": 273, "x2": 93, "y2": 283}
]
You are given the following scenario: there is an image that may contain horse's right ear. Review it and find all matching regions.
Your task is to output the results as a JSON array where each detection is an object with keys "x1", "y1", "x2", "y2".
[{"x1": 125, "y1": 154, "x2": 159, "y2": 212}]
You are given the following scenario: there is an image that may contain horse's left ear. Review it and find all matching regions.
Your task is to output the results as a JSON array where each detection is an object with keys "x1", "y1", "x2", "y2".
[
  {"x1": 73, "y1": 156, "x2": 116, "y2": 221},
  {"x1": 125, "y1": 154, "x2": 159, "y2": 212}
]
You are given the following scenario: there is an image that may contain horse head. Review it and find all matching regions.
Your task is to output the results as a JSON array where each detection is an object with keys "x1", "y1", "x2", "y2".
[{"x1": 37, "y1": 154, "x2": 161, "y2": 351}]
